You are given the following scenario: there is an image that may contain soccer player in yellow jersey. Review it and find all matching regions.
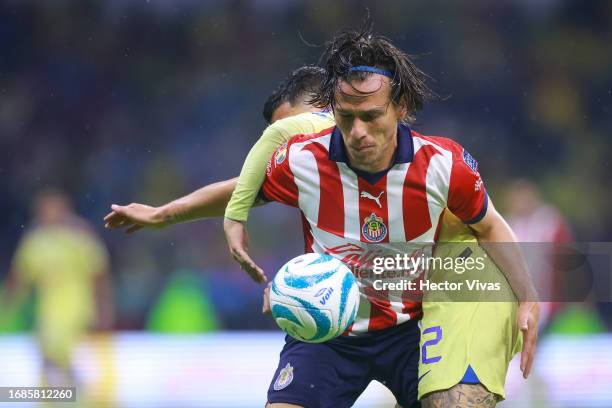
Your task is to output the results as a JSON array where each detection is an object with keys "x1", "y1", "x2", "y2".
[
  {"x1": 106, "y1": 62, "x2": 535, "y2": 407},
  {"x1": 5, "y1": 188, "x2": 113, "y2": 385}
]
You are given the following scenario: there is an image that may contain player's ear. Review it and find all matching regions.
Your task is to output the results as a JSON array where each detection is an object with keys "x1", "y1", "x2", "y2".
[{"x1": 394, "y1": 99, "x2": 408, "y2": 120}]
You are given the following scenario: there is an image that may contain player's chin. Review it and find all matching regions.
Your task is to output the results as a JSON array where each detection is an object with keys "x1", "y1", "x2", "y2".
[{"x1": 351, "y1": 149, "x2": 377, "y2": 165}]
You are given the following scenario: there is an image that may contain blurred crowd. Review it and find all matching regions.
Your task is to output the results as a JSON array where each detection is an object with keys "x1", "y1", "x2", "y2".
[{"x1": 1, "y1": 0, "x2": 611, "y2": 332}]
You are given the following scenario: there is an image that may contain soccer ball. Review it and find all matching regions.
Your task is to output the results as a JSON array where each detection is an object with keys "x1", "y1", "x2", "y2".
[{"x1": 270, "y1": 253, "x2": 360, "y2": 343}]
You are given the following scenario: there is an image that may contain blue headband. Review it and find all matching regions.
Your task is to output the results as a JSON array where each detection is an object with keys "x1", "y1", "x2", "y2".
[{"x1": 349, "y1": 65, "x2": 394, "y2": 78}]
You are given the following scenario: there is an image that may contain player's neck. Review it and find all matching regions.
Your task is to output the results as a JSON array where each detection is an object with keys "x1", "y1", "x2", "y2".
[{"x1": 350, "y1": 155, "x2": 395, "y2": 174}]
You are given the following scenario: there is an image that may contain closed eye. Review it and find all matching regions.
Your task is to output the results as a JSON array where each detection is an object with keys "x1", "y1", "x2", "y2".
[
  {"x1": 361, "y1": 114, "x2": 376, "y2": 122},
  {"x1": 361, "y1": 110, "x2": 384, "y2": 121}
]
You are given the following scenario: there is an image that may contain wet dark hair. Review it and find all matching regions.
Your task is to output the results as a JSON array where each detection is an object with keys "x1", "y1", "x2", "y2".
[
  {"x1": 262, "y1": 66, "x2": 325, "y2": 124},
  {"x1": 311, "y1": 22, "x2": 436, "y2": 123}
]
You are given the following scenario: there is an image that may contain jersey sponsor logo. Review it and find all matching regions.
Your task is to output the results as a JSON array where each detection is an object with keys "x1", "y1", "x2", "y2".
[
  {"x1": 273, "y1": 363, "x2": 294, "y2": 391},
  {"x1": 361, "y1": 213, "x2": 388, "y2": 243},
  {"x1": 462, "y1": 149, "x2": 479, "y2": 174},
  {"x1": 474, "y1": 177, "x2": 483, "y2": 191},
  {"x1": 275, "y1": 143, "x2": 288, "y2": 166},
  {"x1": 360, "y1": 190, "x2": 384, "y2": 208},
  {"x1": 324, "y1": 243, "x2": 384, "y2": 273}
]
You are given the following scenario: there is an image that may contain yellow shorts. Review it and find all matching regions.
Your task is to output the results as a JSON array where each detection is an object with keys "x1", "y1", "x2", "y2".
[{"x1": 418, "y1": 241, "x2": 523, "y2": 400}]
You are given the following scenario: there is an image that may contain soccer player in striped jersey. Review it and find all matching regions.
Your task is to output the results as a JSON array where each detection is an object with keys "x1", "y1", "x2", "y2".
[
  {"x1": 106, "y1": 60, "x2": 535, "y2": 407},
  {"x1": 225, "y1": 29, "x2": 538, "y2": 408}
]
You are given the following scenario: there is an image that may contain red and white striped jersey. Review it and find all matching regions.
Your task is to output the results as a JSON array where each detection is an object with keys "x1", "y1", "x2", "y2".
[{"x1": 262, "y1": 124, "x2": 488, "y2": 335}]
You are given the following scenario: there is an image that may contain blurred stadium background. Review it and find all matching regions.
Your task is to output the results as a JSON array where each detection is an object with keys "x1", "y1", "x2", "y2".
[{"x1": 1, "y1": 0, "x2": 611, "y2": 407}]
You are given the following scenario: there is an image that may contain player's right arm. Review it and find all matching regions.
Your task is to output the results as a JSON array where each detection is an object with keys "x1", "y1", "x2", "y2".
[
  {"x1": 225, "y1": 134, "x2": 302, "y2": 284},
  {"x1": 222, "y1": 124, "x2": 295, "y2": 282},
  {"x1": 223, "y1": 113, "x2": 333, "y2": 282}
]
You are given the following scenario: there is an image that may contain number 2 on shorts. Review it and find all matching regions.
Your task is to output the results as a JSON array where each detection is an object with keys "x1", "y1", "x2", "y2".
[{"x1": 422, "y1": 326, "x2": 442, "y2": 364}]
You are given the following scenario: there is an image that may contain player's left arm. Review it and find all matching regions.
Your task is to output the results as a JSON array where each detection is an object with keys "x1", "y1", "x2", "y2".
[
  {"x1": 469, "y1": 204, "x2": 537, "y2": 301},
  {"x1": 445, "y1": 142, "x2": 539, "y2": 379},
  {"x1": 105, "y1": 178, "x2": 239, "y2": 234},
  {"x1": 468, "y1": 202, "x2": 539, "y2": 379}
]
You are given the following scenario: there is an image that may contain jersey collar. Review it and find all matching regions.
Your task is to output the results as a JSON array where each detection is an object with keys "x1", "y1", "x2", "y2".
[{"x1": 328, "y1": 123, "x2": 414, "y2": 164}]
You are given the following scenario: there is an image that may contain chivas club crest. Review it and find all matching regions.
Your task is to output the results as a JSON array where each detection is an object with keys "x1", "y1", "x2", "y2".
[
  {"x1": 273, "y1": 363, "x2": 294, "y2": 391},
  {"x1": 361, "y1": 213, "x2": 388, "y2": 243}
]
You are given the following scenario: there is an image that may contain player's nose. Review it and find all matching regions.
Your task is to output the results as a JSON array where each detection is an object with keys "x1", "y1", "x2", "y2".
[{"x1": 348, "y1": 118, "x2": 368, "y2": 141}]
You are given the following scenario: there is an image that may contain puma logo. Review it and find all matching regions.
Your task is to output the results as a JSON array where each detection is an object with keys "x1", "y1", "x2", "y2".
[{"x1": 360, "y1": 191, "x2": 384, "y2": 208}]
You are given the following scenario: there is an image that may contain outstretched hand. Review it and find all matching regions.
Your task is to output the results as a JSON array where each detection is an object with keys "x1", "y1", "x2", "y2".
[
  {"x1": 223, "y1": 218, "x2": 266, "y2": 284},
  {"x1": 104, "y1": 203, "x2": 168, "y2": 234},
  {"x1": 518, "y1": 301, "x2": 539, "y2": 379}
]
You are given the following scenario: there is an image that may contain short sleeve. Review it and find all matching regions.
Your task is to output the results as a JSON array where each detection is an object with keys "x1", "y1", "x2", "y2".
[
  {"x1": 261, "y1": 142, "x2": 299, "y2": 207},
  {"x1": 224, "y1": 112, "x2": 334, "y2": 221},
  {"x1": 447, "y1": 145, "x2": 488, "y2": 224},
  {"x1": 224, "y1": 125, "x2": 292, "y2": 221}
]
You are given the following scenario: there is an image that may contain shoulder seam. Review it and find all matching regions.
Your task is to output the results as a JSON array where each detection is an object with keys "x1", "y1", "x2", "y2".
[
  {"x1": 412, "y1": 133, "x2": 460, "y2": 155},
  {"x1": 288, "y1": 125, "x2": 335, "y2": 145}
]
